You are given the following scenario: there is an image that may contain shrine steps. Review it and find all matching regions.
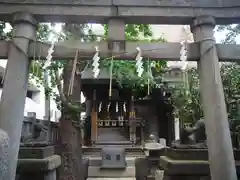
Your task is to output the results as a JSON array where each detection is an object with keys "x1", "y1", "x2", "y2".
[
  {"x1": 83, "y1": 146, "x2": 145, "y2": 157},
  {"x1": 84, "y1": 146, "x2": 144, "y2": 179},
  {"x1": 94, "y1": 141, "x2": 132, "y2": 145},
  {"x1": 87, "y1": 156, "x2": 136, "y2": 167},
  {"x1": 88, "y1": 166, "x2": 136, "y2": 177},
  {"x1": 88, "y1": 178, "x2": 135, "y2": 180}
]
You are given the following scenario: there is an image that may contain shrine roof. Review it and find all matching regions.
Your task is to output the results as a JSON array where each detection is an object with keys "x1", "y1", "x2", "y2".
[{"x1": 81, "y1": 68, "x2": 111, "y2": 80}]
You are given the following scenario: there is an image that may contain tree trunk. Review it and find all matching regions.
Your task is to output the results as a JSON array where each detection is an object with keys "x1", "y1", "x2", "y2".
[
  {"x1": 57, "y1": 61, "x2": 83, "y2": 180},
  {"x1": 58, "y1": 117, "x2": 83, "y2": 180}
]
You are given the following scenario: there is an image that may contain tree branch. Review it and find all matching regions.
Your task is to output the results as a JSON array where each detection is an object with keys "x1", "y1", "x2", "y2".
[{"x1": 53, "y1": 68, "x2": 68, "y2": 103}]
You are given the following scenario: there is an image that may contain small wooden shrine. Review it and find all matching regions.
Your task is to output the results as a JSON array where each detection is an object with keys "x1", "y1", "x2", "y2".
[{"x1": 81, "y1": 67, "x2": 175, "y2": 146}]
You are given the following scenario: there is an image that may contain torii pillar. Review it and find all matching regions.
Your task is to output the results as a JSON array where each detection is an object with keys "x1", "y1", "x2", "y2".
[
  {"x1": 191, "y1": 16, "x2": 237, "y2": 180},
  {"x1": 0, "y1": 12, "x2": 36, "y2": 180}
]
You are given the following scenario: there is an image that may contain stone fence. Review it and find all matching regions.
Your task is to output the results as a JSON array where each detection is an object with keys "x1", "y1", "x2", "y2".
[
  {"x1": 17, "y1": 113, "x2": 61, "y2": 180},
  {"x1": 21, "y1": 113, "x2": 59, "y2": 144}
]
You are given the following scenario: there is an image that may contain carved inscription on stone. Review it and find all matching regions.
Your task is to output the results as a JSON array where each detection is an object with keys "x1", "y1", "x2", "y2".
[{"x1": 101, "y1": 147, "x2": 126, "y2": 168}]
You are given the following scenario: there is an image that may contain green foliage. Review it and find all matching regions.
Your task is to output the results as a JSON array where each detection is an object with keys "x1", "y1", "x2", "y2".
[
  {"x1": 217, "y1": 25, "x2": 240, "y2": 44},
  {"x1": 104, "y1": 24, "x2": 153, "y2": 40},
  {"x1": 172, "y1": 68, "x2": 203, "y2": 124},
  {"x1": 102, "y1": 24, "x2": 167, "y2": 95},
  {"x1": 62, "y1": 101, "x2": 84, "y2": 120},
  {"x1": 0, "y1": 22, "x2": 168, "y2": 113},
  {"x1": 221, "y1": 63, "x2": 240, "y2": 119},
  {"x1": 0, "y1": 22, "x2": 12, "y2": 40},
  {"x1": 173, "y1": 63, "x2": 240, "y2": 124},
  {"x1": 172, "y1": 25, "x2": 240, "y2": 124},
  {"x1": 36, "y1": 24, "x2": 52, "y2": 41}
]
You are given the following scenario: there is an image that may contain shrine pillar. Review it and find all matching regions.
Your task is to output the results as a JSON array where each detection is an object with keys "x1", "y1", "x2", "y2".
[
  {"x1": 0, "y1": 12, "x2": 37, "y2": 180},
  {"x1": 191, "y1": 16, "x2": 237, "y2": 180}
]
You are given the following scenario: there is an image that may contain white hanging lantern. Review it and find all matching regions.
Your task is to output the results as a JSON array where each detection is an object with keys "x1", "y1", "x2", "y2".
[
  {"x1": 135, "y1": 47, "x2": 144, "y2": 77},
  {"x1": 92, "y1": 46, "x2": 100, "y2": 78}
]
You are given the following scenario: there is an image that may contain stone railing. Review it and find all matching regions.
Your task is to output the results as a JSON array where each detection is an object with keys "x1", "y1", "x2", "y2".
[
  {"x1": 17, "y1": 113, "x2": 61, "y2": 180},
  {"x1": 21, "y1": 113, "x2": 59, "y2": 144}
]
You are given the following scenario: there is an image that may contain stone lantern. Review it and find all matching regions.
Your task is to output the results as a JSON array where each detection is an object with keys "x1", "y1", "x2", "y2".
[{"x1": 144, "y1": 134, "x2": 165, "y2": 180}]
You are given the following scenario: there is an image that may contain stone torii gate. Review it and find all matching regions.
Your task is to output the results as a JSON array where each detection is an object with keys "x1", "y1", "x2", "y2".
[{"x1": 0, "y1": 1, "x2": 239, "y2": 180}]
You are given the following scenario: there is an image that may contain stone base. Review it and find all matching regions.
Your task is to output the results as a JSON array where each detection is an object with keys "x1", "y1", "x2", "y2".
[
  {"x1": 163, "y1": 175, "x2": 210, "y2": 180},
  {"x1": 135, "y1": 158, "x2": 148, "y2": 180},
  {"x1": 17, "y1": 171, "x2": 56, "y2": 180},
  {"x1": 17, "y1": 155, "x2": 61, "y2": 180},
  {"x1": 19, "y1": 146, "x2": 54, "y2": 159},
  {"x1": 166, "y1": 148, "x2": 240, "y2": 161},
  {"x1": 160, "y1": 148, "x2": 240, "y2": 179},
  {"x1": 83, "y1": 158, "x2": 89, "y2": 180}
]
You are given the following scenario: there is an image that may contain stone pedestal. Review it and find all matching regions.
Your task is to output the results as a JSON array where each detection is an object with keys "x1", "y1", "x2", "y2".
[
  {"x1": 160, "y1": 148, "x2": 240, "y2": 180},
  {"x1": 18, "y1": 145, "x2": 54, "y2": 159},
  {"x1": 17, "y1": 145, "x2": 61, "y2": 180}
]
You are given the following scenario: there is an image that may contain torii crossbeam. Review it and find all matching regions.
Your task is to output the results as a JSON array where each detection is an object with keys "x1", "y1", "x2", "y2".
[
  {"x1": 0, "y1": 0, "x2": 239, "y2": 24},
  {"x1": 0, "y1": 40, "x2": 239, "y2": 62}
]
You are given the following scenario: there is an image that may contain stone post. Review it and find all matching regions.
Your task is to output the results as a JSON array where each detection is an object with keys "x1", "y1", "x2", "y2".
[
  {"x1": 108, "y1": 19, "x2": 125, "y2": 52},
  {"x1": 191, "y1": 16, "x2": 237, "y2": 180},
  {"x1": 0, "y1": 128, "x2": 10, "y2": 180},
  {"x1": 0, "y1": 12, "x2": 36, "y2": 180}
]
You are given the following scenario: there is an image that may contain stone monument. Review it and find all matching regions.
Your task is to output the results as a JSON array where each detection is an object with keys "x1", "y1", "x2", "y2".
[{"x1": 101, "y1": 147, "x2": 126, "y2": 169}]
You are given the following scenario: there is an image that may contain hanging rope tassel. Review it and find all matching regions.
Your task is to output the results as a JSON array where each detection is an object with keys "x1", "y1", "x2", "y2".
[
  {"x1": 109, "y1": 56, "x2": 113, "y2": 97},
  {"x1": 68, "y1": 48, "x2": 79, "y2": 96},
  {"x1": 147, "y1": 56, "x2": 150, "y2": 96}
]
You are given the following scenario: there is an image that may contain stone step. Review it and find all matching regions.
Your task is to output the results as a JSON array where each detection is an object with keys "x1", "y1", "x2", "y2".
[
  {"x1": 95, "y1": 141, "x2": 132, "y2": 145},
  {"x1": 84, "y1": 152, "x2": 145, "y2": 157},
  {"x1": 86, "y1": 156, "x2": 137, "y2": 167},
  {"x1": 83, "y1": 146, "x2": 145, "y2": 157},
  {"x1": 83, "y1": 146, "x2": 144, "y2": 153},
  {"x1": 87, "y1": 178, "x2": 136, "y2": 180},
  {"x1": 88, "y1": 166, "x2": 135, "y2": 177}
]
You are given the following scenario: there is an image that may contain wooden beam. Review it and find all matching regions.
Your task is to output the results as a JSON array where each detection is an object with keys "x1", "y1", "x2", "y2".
[
  {"x1": 0, "y1": 40, "x2": 240, "y2": 62},
  {"x1": 0, "y1": 1, "x2": 239, "y2": 24}
]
